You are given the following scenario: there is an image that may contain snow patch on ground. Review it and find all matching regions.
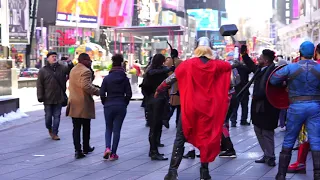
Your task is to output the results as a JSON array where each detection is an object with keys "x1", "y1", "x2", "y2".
[{"x1": 0, "y1": 109, "x2": 29, "y2": 124}]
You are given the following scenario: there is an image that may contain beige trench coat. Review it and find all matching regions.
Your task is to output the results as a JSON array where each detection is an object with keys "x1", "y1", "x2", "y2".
[{"x1": 67, "y1": 63, "x2": 100, "y2": 119}]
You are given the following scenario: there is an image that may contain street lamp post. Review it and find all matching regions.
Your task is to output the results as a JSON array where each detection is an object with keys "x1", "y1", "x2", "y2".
[{"x1": 75, "y1": 0, "x2": 80, "y2": 45}]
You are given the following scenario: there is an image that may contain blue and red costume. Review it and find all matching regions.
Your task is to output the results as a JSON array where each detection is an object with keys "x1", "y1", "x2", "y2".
[{"x1": 270, "y1": 41, "x2": 320, "y2": 180}]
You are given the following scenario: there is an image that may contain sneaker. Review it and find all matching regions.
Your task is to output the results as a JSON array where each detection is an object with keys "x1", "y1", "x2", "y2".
[
  {"x1": 103, "y1": 148, "x2": 111, "y2": 159},
  {"x1": 219, "y1": 149, "x2": 237, "y2": 158},
  {"x1": 109, "y1": 154, "x2": 119, "y2": 161}
]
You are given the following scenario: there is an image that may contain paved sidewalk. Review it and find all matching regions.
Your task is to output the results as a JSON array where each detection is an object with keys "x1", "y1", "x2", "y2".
[{"x1": 0, "y1": 101, "x2": 314, "y2": 180}]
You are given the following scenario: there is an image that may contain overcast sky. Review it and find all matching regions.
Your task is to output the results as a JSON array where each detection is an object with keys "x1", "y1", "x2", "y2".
[{"x1": 225, "y1": 0, "x2": 273, "y2": 24}]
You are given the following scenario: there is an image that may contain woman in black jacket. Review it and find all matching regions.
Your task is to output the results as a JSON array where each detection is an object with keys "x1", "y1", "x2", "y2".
[
  {"x1": 141, "y1": 54, "x2": 174, "y2": 160},
  {"x1": 100, "y1": 54, "x2": 132, "y2": 161}
]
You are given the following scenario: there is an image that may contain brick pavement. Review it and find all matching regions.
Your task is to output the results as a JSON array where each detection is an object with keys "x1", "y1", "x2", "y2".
[{"x1": 0, "y1": 101, "x2": 314, "y2": 180}]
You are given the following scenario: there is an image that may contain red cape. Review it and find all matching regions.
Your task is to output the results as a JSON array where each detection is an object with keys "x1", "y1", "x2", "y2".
[{"x1": 175, "y1": 57, "x2": 231, "y2": 163}]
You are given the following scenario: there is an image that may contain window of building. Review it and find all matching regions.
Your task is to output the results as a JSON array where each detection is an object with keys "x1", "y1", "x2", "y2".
[{"x1": 286, "y1": 10, "x2": 290, "y2": 17}]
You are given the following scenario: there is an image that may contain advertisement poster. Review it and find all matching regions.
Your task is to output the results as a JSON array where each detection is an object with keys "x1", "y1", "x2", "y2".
[
  {"x1": 100, "y1": 0, "x2": 134, "y2": 27},
  {"x1": 187, "y1": 9, "x2": 219, "y2": 31},
  {"x1": 8, "y1": 0, "x2": 29, "y2": 44},
  {"x1": 161, "y1": 11, "x2": 177, "y2": 25},
  {"x1": 162, "y1": 0, "x2": 178, "y2": 11},
  {"x1": 56, "y1": 0, "x2": 100, "y2": 28}
]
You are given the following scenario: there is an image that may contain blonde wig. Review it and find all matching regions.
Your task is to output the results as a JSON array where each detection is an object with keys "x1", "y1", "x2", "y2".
[{"x1": 194, "y1": 45, "x2": 214, "y2": 59}]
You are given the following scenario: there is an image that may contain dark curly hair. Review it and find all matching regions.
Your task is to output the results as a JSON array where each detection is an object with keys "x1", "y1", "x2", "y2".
[
  {"x1": 316, "y1": 43, "x2": 320, "y2": 54},
  {"x1": 151, "y1": 54, "x2": 165, "y2": 68},
  {"x1": 112, "y1": 54, "x2": 124, "y2": 66},
  {"x1": 262, "y1": 49, "x2": 275, "y2": 63}
]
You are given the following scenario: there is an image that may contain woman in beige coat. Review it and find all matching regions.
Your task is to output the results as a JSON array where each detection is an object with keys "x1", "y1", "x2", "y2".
[{"x1": 67, "y1": 53, "x2": 100, "y2": 159}]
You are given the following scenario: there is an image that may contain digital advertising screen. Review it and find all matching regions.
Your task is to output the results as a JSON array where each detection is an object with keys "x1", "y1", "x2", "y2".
[
  {"x1": 56, "y1": 0, "x2": 100, "y2": 28},
  {"x1": 162, "y1": 0, "x2": 178, "y2": 11},
  {"x1": 187, "y1": 9, "x2": 219, "y2": 31},
  {"x1": 100, "y1": 0, "x2": 134, "y2": 27},
  {"x1": 220, "y1": 11, "x2": 228, "y2": 26},
  {"x1": 292, "y1": 0, "x2": 299, "y2": 19}
]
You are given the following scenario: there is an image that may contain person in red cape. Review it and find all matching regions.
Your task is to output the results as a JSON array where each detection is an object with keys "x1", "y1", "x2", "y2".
[{"x1": 155, "y1": 37, "x2": 234, "y2": 180}]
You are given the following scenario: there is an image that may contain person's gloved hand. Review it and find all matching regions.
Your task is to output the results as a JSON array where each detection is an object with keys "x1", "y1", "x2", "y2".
[
  {"x1": 38, "y1": 98, "x2": 43, "y2": 103},
  {"x1": 240, "y1": 45, "x2": 248, "y2": 55}
]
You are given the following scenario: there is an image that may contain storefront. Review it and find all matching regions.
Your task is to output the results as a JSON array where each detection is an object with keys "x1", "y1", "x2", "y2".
[{"x1": 47, "y1": 26, "x2": 97, "y2": 59}]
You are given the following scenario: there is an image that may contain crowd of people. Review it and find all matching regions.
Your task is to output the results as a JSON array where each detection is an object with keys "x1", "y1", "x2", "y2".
[{"x1": 35, "y1": 37, "x2": 320, "y2": 180}]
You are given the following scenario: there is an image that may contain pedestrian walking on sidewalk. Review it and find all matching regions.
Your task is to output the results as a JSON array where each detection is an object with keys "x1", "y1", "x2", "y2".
[
  {"x1": 36, "y1": 52, "x2": 70, "y2": 140},
  {"x1": 67, "y1": 53, "x2": 100, "y2": 159},
  {"x1": 100, "y1": 54, "x2": 132, "y2": 161}
]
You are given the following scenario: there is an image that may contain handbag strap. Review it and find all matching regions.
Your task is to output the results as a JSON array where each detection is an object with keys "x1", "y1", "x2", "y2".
[{"x1": 45, "y1": 66, "x2": 66, "y2": 93}]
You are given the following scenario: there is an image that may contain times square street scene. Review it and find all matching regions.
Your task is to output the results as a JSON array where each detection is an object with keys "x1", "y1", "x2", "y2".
[{"x1": 1, "y1": 0, "x2": 320, "y2": 180}]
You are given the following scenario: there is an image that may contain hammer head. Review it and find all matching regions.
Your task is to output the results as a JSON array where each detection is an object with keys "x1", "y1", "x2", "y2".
[{"x1": 219, "y1": 24, "x2": 238, "y2": 36}]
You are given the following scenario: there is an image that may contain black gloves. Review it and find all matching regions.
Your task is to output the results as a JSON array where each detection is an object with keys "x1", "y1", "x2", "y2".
[
  {"x1": 231, "y1": 60, "x2": 240, "y2": 69},
  {"x1": 38, "y1": 98, "x2": 44, "y2": 103}
]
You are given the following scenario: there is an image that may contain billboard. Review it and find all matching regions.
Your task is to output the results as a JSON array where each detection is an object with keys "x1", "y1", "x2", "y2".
[
  {"x1": 162, "y1": 0, "x2": 178, "y2": 11},
  {"x1": 161, "y1": 11, "x2": 177, "y2": 25},
  {"x1": 8, "y1": 0, "x2": 29, "y2": 44},
  {"x1": 187, "y1": 9, "x2": 219, "y2": 31},
  {"x1": 56, "y1": 0, "x2": 100, "y2": 28},
  {"x1": 161, "y1": 0, "x2": 185, "y2": 12},
  {"x1": 100, "y1": 0, "x2": 134, "y2": 27}
]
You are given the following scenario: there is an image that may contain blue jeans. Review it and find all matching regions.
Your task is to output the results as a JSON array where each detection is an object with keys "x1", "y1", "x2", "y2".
[
  {"x1": 44, "y1": 104, "x2": 62, "y2": 135},
  {"x1": 283, "y1": 102, "x2": 320, "y2": 151},
  {"x1": 104, "y1": 105, "x2": 127, "y2": 154}
]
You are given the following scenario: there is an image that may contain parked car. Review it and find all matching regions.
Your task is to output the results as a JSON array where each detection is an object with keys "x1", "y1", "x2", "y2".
[{"x1": 20, "y1": 68, "x2": 39, "y2": 78}]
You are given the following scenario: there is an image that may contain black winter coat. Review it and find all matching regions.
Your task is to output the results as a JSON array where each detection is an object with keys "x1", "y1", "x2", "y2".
[
  {"x1": 36, "y1": 62, "x2": 69, "y2": 105},
  {"x1": 242, "y1": 54, "x2": 280, "y2": 130}
]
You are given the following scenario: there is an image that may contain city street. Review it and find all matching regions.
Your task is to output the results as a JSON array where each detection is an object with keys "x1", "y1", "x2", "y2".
[{"x1": 0, "y1": 101, "x2": 314, "y2": 180}]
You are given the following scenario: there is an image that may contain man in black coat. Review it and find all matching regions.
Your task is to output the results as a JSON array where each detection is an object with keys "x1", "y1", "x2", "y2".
[
  {"x1": 37, "y1": 52, "x2": 70, "y2": 140},
  {"x1": 241, "y1": 45, "x2": 280, "y2": 167},
  {"x1": 230, "y1": 62, "x2": 251, "y2": 127}
]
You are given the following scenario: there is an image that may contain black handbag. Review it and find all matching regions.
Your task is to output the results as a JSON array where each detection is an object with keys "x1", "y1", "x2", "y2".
[{"x1": 46, "y1": 67, "x2": 68, "y2": 107}]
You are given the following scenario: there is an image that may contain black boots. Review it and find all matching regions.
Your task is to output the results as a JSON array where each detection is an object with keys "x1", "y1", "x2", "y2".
[
  {"x1": 75, "y1": 151, "x2": 85, "y2": 159},
  {"x1": 276, "y1": 148, "x2": 292, "y2": 180},
  {"x1": 312, "y1": 151, "x2": 320, "y2": 180},
  {"x1": 150, "y1": 150, "x2": 168, "y2": 161},
  {"x1": 164, "y1": 145, "x2": 185, "y2": 180},
  {"x1": 183, "y1": 150, "x2": 196, "y2": 159},
  {"x1": 200, "y1": 163, "x2": 211, "y2": 180}
]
